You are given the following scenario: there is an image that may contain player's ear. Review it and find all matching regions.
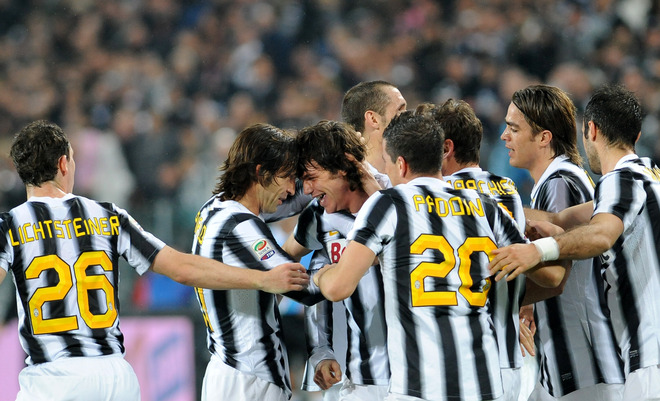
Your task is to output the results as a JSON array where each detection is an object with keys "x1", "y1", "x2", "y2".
[
  {"x1": 443, "y1": 139, "x2": 454, "y2": 160},
  {"x1": 397, "y1": 156, "x2": 408, "y2": 178},
  {"x1": 58, "y1": 154, "x2": 69, "y2": 175},
  {"x1": 365, "y1": 110, "x2": 379, "y2": 129},
  {"x1": 539, "y1": 130, "x2": 552, "y2": 147}
]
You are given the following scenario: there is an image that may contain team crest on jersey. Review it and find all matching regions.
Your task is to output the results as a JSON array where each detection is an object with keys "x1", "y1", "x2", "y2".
[{"x1": 252, "y1": 239, "x2": 275, "y2": 260}]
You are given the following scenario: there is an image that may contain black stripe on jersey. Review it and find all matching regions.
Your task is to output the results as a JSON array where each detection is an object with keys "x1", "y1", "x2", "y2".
[
  {"x1": 348, "y1": 286, "x2": 375, "y2": 383},
  {"x1": 293, "y1": 201, "x2": 323, "y2": 249},
  {"x1": 100, "y1": 203, "x2": 125, "y2": 353},
  {"x1": 610, "y1": 172, "x2": 642, "y2": 372},
  {"x1": 67, "y1": 198, "x2": 115, "y2": 356},
  {"x1": 30, "y1": 202, "x2": 87, "y2": 359},
  {"x1": 536, "y1": 170, "x2": 592, "y2": 211},
  {"x1": 542, "y1": 297, "x2": 577, "y2": 394},
  {"x1": 117, "y1": 212, "x2": 159, "y2": 263},
  {"x1": 4, "y1": 212, "x2": 48, "y2": 364}
]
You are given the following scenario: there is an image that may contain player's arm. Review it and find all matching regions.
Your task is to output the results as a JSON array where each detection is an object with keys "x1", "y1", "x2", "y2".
[
  {"x1": 314, "y1": 240, "x2": 375, "y2": 301},
  {"x1": 304, "y1": 299, "x2": 342, "y2": 389},
  {"x1": 524, "y1": 201, "x2": 594, "y2": 231},
  {"x1": 490, "y1": 213, "x2": 623, "y2": 282},
  {"x1": 0, "y1": 269, "x2": 5, "y2": 286},
  {"x1": 151, "y1": 246, "x2": 309, "y2": 294},
  {"x1": 282, "y1": 232, "x2": 311, "y2": 262}
]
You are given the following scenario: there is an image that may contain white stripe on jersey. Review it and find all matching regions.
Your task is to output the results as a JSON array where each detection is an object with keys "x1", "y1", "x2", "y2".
[
  {"x1": 349, "y1": 176, "x2": 526, "y2": 401},
  {"x1": 0, "y1": 194, "x2": 165, "y2": 365},
  {"x1": 593, "y1": 155, "x2": 660, "y2": 376},
  {"x1": 531, "y1": 155, "x2": 624, "y2": 396},
  {"x1": 446, "y1": 167, "x2": 526, "y2": 370},
  {"x1": 192, "y1": 196, "x2": 320, "y2": 398},
  {"x1": 294, "y1": 199, "x2": 390, "y2": 386}
]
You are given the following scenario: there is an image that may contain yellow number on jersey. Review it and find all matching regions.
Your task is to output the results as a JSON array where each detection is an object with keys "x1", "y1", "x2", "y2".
[
  {"x1": 410, "y1": 235, "x2": 495, "y2": 307},
  {"x1": 26, "y1": 252, "x2": 117, "y2": 335}
]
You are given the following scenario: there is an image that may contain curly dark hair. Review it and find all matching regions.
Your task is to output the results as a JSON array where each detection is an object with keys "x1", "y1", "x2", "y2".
[
  {"x1": 213, "y1": 123, "x2": 297, "y2": 200},
  {"x1": 296, "y1": 120, "x2": 367, "y2": 192},
  {"x1": 10, "y1": 120, "x2": 71, "y2": 186}
]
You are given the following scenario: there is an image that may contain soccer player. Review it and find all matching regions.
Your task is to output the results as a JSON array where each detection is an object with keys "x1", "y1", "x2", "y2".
[
  {"x1": 283, "y1": 120, "x2": 389, "y2": 400},
  {"x1": 191, "y1": 123, "x2": 323, "y2": 401},
  {"x1": 491, "y1": 84, "x2": 660, "y2": 401},
  {"x1": 314, "y1": 111, "x2": 565, "y2": 401},
  {"x1": 341, "y1": 80, "x2": 407, "y2": 173},
  {"x1": 500, "y1": 84, "x2": 624, "y2": 401},
  {"x1": 420, "y1": 99, "x2": 527, "y2": 401},
  {"x1": 0, "y1": 120, "x2": 309, "y2": 401}
]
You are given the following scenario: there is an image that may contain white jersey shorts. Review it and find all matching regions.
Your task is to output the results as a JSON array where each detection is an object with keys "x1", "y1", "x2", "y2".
[
  {"x1": 201, "y1": 354, "x2": 287, "y2": 401},
  {"x1": 16, "y1": 355, "x2": 139, "y2": 401}
]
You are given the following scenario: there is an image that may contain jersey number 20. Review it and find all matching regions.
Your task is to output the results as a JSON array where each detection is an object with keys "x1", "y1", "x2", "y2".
[{"x1": 410, "y1": 234, "x2": 495, "y2": 307}]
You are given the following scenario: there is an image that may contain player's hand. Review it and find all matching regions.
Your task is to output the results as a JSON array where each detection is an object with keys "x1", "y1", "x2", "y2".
[
  {"x1": 526, "y1": 220, "x2": 564, "y2": 240},
  {"x1": 489, "y1": 244, "x2": 541, "y2": 282},
  {"x1": 519, "y1": 305, "x2": 536, "y2": 357},
  {"x1": 314, "y1": 359, "x2": 342, "y2": 389},
  {"x1": 346, "y1": 152, "x2": 382, "y2": 196},
  {"x1": 312, "y1": 264, "x2": 335, "y2": 287},
  {"x1": 260, "y1": 263, "x2": 309, "y2": 294}
]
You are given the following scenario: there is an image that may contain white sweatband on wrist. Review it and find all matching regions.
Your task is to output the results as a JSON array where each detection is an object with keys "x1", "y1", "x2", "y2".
[{"x1": 532, "y1": 237, "x2": 560, "y2": 262}]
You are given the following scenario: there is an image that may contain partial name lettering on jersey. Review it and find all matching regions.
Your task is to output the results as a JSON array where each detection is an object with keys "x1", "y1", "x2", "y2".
[
  {"x1": 252, "y1": 239, "x2": 276, "y2": 260},
  {"x1": 445, "y1": 177, "x2": 518, "y2": 196},
  {"x1": 412, "y1": 194, "x2": 484, "y2": 217},
  {"x1": 325, "y1": 231, "x2": 347, "y2": 264}
]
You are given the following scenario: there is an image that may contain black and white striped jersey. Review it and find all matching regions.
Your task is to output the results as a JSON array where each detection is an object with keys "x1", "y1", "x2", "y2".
[
  {"x1": 294, "y1": 199, "x2": 390, "y2": 386},
  {"x1": 593, "y1": 155, "x2": 660, "y2": 377},
  {"x1": 445, "y1": 167, "x2": 526, "y2": 370},
  {"x1": 349, "y1": 177, "x2": 526, "y2": 401},
  {"x1": 301, "y1": 251, "x2": 349, "y2": 391},
  {"x1": 0, "y1": 194, "x2": 165, "y2": 365},
  {"x1": 531, "y1": 155, "x2": 624, "y2": 396},
  {"x1": 191, "y1": 196, "x2": 320, "y2": 398}
]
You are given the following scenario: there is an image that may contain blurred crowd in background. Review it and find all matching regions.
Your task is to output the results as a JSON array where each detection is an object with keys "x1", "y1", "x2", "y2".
[{"x1": 2, "y1": 0, "x2": 660, "y2": 397}]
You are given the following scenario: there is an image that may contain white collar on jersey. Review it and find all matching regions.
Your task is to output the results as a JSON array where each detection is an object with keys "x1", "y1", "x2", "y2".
[
  {"x1": 530, "y1": 154, "x2": 571, "y2": 200},
  {"x1": 613, "y1": 153, "x2": 639, "y2": 170}
]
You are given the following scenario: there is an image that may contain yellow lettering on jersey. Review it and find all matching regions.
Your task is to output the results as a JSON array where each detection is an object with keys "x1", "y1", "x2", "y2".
[
  {"x1": 42, "y1": 220, "x2": 53, "y2": 237},
  {"x1": 73, "y1": 218, "x2": 85, "y2": 237},
  {"x1": 643, "y1": 166, "x2": 660, "y2": 182},
  {"x1": 8, "y1": 228, "x2": 19, "y2": 246},
  {"x1": 22, "y1": 223, "x2": 34, "y2": 243},
  {"x1": 109, "y1": 216, "x2": 120, "y2": 235},
  {"x1": 53, "y1": 221, "x2": 64, "y2": 239},
  {"x1": 414, "y1": 194, "x2": 484, "y2": 217},
  {"x1": 32, "y1": 221, "x2": 46, "y2": 241},
  {"x1": 99, "y1": 218, "x2": 110, "y2": 235},
  {"x1": 87, "y1": 218, "x2": 101, "y2": 235}
]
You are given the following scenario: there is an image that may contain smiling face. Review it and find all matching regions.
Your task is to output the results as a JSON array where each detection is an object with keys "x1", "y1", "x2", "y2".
[
  {"x1": 259, "y1": 174, "x2": 296, "y2": 214},
  {"x1": 301, "y1": 162, "x2": 354, "y2": 213},
  {"x1": 501, "y1": 102, "x2": 543, "y2": 171}
]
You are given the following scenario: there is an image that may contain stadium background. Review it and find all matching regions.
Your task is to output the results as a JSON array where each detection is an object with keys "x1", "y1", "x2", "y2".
[{"x1": 1, "y1": 0, "x2": 659, "y2": 400}]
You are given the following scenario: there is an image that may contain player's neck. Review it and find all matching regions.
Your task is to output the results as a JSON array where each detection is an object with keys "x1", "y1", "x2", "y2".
[
  {"x1": 529, "y1": 152, "x2": 555, "y2": 184},
  {"x1": 26, "y1": 181, "x2": 69, "y2": 200},
  {"x1": 442, "y1": 160, "x2": 479, "y2": 176},
  {"x1": 600, "y1": 146, "x2": 635, "y2": 175}
]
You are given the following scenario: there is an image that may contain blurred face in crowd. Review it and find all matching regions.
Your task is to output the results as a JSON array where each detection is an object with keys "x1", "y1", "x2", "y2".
[
  {"x1": 259, "y1": 173, "x2": 296, "y2": 214},
  {"x1": 501, "y1": 102, "x2": 543, "y2": 171},
  {"x1": 302, "y1": 162, "x2": 353, "y2": 213}
]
